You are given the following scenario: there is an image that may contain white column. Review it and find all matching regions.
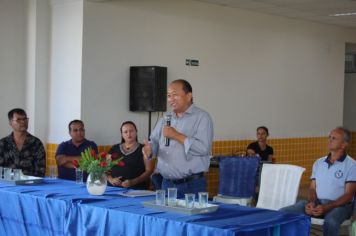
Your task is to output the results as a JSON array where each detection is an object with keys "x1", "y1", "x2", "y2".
[
  {"x1": 48, "y1": 0, "x2": 84, "y2": 143},
  {"x1": 26, "y1": 0, "x2": 50, "y2": 142}
]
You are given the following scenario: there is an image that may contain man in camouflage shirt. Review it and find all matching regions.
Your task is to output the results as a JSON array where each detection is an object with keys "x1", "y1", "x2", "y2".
[{"x1": 0, "y1": 108, "x2": 45, "y2": 177}]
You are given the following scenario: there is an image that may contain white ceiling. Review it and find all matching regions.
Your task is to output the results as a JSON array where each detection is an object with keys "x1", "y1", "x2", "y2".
[{"x1": 195, "y1": 0, "x2": 356, "y2": 29}]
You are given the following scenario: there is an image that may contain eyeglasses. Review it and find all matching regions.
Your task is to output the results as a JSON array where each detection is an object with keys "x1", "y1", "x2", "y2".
[
  {"x1": 12, "y1": 117, "x2": 29, "y2": 123},
  {"x1": 71, "y1": 128, "x2": 85, "y2": 132}
]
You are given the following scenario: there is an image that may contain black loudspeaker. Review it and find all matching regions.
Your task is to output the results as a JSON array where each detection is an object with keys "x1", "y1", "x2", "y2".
[{"x1": 130, "y1": 66, "x2": 167, "y2": 112}]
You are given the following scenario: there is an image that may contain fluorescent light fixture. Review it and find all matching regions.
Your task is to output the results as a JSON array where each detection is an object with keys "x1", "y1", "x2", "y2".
[{"x1": 329, "y1": 12, "x2": 356, "y2": 17}]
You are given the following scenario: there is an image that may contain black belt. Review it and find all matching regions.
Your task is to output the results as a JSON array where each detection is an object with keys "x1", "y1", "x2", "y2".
[{"x1": 168, "y1": 172, "x2": 204, "y2": 185}]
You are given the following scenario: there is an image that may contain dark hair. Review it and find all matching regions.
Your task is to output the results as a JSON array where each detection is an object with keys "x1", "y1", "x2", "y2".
[
  {"x1": 257, "y1": 126, "x2": 269, "y2": 136},
  {"x1": 335, "y1": 126, "x2": 351, "y2": 143},
  {"x1": 8, "y1": 108, "x2": 27, "y2": 121},
  {"x1": 172, "y1": 79, "x2": 192, "y2": 94},
  {"x1": 171, "y1": 79, "x2": 193, "y2": 103},
  {"x1": 68, "y1": 120, "x2": 84, "y2": 131},
  {"x1": 120, "y1": 121, "x2": 138, "y2": 143}
]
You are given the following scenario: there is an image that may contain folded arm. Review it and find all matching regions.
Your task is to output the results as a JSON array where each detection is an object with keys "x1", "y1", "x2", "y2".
[{"x1": 55, "y1": 155, "x2": 81, "y2": 168}]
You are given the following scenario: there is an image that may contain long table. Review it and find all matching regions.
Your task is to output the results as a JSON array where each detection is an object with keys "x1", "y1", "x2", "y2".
[{"x1": 0, "y1": 178, "x2": 310, "y2": 236}]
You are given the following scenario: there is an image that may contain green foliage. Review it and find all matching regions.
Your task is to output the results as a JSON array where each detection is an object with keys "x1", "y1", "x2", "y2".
[{"x1": 78, "y1": 147, "x2": 123, "y2": 182}]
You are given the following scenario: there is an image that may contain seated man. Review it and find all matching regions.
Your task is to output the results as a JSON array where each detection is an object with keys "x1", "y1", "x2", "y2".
[
  {"x1": 0, "y1": 108, "x2": 46, "y2": 177},
  {"x1": 280, "y1": 127, "x2": 356, "y2": 236},
  {"x1": 55, "y1": 120, "x2": 98, "y2": 181}
]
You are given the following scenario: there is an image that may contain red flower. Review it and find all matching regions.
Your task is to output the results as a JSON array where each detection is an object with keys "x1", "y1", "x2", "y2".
[
  {"x1": 73, "y1": 160, "x2": 79, "y2": 168},
  {"x1": 100, "y1": 152, "x2": 107, "y2": 159},
  {"x1": 111, "y1": 152, "x2": 119, "y2": 160},
  {"x1": 100, "y1": 161, "x2": 107, "y2": 167},
  {"x1": 91, "y1": 149, "x2": 98, "y2": 158},
  {"x1": 118, "y1": 161, "x2": 125, "y2": 167}
]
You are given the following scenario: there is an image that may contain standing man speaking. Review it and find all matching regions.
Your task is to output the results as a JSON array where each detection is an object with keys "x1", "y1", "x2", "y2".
[{"x1": 143, "y1": 79, "x2": 214, "y2": 197}]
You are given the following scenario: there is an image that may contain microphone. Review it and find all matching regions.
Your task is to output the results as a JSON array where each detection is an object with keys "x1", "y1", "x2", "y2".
[{"x1": 164, "y1": 114, "x2": 172, "y2": 146}]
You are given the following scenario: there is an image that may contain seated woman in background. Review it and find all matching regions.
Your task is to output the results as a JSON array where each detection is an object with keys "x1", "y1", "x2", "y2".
[
  {"x1": 107, "y1": 121, "x2": 154, "y2": 189},
  {"x1": 246, "y1": 126, "x2": 274, "y2": 162}
]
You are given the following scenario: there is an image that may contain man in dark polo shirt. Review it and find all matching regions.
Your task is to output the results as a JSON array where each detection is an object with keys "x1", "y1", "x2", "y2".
[{"x1": 55, "y1": 120, "x2": 98, "y2": 181}]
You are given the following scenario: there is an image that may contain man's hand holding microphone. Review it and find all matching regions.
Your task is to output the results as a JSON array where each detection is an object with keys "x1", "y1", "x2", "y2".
[
  {"x1": 163, "y1": 114, "x2": 186, "y2": 145},
  {"x1": 142, "y1": 114, "x2": 187, "y2": 160}
]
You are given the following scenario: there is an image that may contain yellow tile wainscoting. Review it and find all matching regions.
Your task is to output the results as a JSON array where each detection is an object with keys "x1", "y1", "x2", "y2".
[{"x1": 46, "y1": 132, "x2": 356, "y2": 197}]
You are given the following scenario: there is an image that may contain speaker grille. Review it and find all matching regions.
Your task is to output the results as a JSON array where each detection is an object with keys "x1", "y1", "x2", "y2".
[{"x1": 130, "y1": 66, "x2": 167, "y2": 111}]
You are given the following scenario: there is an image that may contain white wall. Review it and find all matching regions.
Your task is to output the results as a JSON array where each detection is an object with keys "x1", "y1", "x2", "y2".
[
  {"x1": 81, "y1": 0, "x2": 356, "y2": 144},
  {"x1": 0, "y1": 0, "x2": 27, "y2": 135},
  {"x1": 48, "y1": 0, "x2": 83, "y2": 143},
  {"x1": 2, "y1": 0, "x2": 356, "y2": 144},
  {"x1": 344, "y1": 73, "x2": 356, "y2": 131}
]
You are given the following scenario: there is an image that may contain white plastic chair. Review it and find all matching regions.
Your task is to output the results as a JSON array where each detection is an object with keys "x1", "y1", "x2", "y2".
[
  {"x1": 256, "y1": 163, "x2": 305, "y2": 210},
  {"x1": 311, "y1": 198, "x2": 355, "y2": 235}
]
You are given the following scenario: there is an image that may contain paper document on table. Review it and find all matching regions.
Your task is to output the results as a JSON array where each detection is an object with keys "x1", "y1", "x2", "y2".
[{"x1": 118, "y1": 190, "x2": 156, "y2": 197}]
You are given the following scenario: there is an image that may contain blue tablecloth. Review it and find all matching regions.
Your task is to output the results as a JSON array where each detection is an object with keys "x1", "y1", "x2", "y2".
[{"x1": 0, "y1": 178, "x2": 310, "y2": 236}]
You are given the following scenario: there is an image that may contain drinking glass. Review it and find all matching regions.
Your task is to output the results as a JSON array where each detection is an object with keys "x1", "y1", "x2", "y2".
[
  {"x1": 13, "y1": 169, "x2": 22, "y2": 180},
  {"x1": 198, "y1": 192, "x2": 209, "y2": 208},
  {"x1": 3, "y1": 168, "x2": 12, "y2": 180},
  {"x1": 75, "y1": 168, "x2": 83, "y2": 184},
  {"x1": 167, "y1": 188, "x2": 177, "y2": 206},
  {"x1": 185, "y1": 193, "x2": 195, "y2": 208},
  {"x1": 155, "y1": 189, "x2": 166, "y2": 206},
  {"x1": 49, "y1": 166, "x2": 57, "y2": 179}
]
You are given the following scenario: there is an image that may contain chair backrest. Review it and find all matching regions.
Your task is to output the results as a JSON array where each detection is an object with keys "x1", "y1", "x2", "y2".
[
  {"x1": 256, "y1": 164, "x2": 305, "y2": 210},
  {"x1": 218, "y1": 156, "x2": 261, "y2": 198}
]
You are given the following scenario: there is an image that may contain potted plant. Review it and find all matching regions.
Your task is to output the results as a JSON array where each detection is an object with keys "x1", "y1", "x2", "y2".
[{"x1": 73, "y1": 147, "x2": 124, "y2": 195}]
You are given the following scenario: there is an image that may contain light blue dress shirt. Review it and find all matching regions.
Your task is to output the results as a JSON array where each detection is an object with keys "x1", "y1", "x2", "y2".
[{"x1": 150, "y1": 104, "x2": 214, "y2": 179}]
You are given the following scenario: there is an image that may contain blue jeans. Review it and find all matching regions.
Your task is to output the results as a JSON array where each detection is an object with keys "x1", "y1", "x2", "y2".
[
  {"x1": 162, "y1": 176, "x2": 206, "y2": 199},
  {"x1": 280, "y1": 200, "x2": 353, "y2": 236}
]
